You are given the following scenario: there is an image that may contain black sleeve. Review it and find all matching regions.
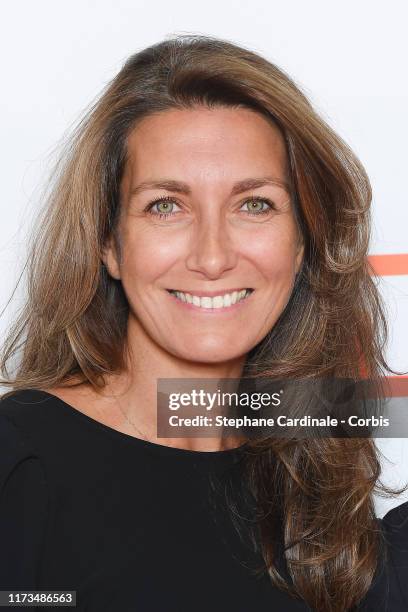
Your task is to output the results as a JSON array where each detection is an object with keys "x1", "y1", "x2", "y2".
[
  {"x1": 380, "y1": 501, "x2": 408, "y2": 607},
  {"x1": 0, "y1": 414, "x2": 48, "y2": 592},
  {"x1": 354, "y1": 500, "x2": 408, "y2": 611}
]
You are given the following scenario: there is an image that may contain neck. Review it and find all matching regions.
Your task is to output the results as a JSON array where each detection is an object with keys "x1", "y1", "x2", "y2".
[{"x1": 100, "y1": 314, "x2": 248, "y2": 451}]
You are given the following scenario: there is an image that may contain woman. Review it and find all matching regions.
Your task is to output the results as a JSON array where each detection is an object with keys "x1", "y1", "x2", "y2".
[{"x1": 0, "y1": 34, "x2": 407, "y2": 611}]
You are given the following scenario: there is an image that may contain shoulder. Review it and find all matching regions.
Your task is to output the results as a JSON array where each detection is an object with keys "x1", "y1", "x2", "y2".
[
  {"x1": 0, "y1": 391, "x2": 49, "y2": 589},
  {"x1": 0, "y1": 388, "x2": 73, "y2": 484},
  {"x1": 381, "y1": 500, "x2": 408, "y2": 531},
  {"x1": 372, "y1": 501, "x2": 408, "y2": 610},
  {"x1": 353, "y1": 502, "x2": 408, "y2": 610},
  {"x1": 0, "y1": 387, "x2": 73, "y2": 435},
  {"x1": 0, "y1": 390, "x2": 50, "y2": 486},
  {"x1": 381, "y1": 500, "x2": 408, "y2": 563},
  {"x1": 0, "y1": 388, "x2": 59, "y2": 420}
]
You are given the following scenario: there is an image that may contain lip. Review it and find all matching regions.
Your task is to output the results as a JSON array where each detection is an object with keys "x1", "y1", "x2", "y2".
[
  {"x1": 166, "y1": 287, "x2": 253, "y2": 298},
  {"x1": 166, "y1": 288, "x2": 254, "y2": 313}
]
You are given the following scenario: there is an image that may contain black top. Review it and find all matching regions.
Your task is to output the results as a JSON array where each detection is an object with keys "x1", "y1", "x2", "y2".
[{"x1": 0, "y1": 389, "x2": 407, "y2": 612}]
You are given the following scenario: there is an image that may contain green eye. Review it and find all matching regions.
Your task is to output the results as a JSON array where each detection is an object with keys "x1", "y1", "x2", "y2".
[
  {"x1": 156, "y1": 200, "x2": 174, "y2": 214},
  {"x1": 242, "y1": 198, "x2": 274, "y2": 215},
  {"x1": 145, "y1": 195, "x2": 275, "y2": 220},
  {"x1": 145, "y1": 196, "x2": 180, "y2": 219},
  {"x1": 247, "y1": 200, "x2": 264, "y2": 212}
]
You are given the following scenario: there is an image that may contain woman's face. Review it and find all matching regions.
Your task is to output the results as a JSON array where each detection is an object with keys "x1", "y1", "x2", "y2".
[{"x1": 103, "y1": 106, "x2": 304, "y2": 364}]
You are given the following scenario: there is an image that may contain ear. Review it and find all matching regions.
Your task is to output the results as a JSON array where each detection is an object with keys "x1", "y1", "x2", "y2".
[{"x1": 101, "y1": 235, "x2": 121, "y2": 280}]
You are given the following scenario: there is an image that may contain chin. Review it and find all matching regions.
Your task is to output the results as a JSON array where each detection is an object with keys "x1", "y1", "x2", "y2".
[{"x1": 172, "y1": 341, "x2": 248, "y2": 365}]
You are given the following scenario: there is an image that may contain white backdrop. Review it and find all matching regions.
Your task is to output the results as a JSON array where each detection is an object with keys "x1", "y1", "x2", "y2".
[{"x1": 1, "y1": 0, "x2": 407, "y2": 517}]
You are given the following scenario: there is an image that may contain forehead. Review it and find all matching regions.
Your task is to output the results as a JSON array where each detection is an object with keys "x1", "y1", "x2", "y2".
[{"x1": 123, "y1": 106, "x2": 288, "y2": 185}]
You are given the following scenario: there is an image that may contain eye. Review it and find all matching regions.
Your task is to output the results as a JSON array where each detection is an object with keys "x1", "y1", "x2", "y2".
[
  {"x1": 144, "y1": 194, "x2": 276, "y2": 220},
  {"x1": 240, "y1": 196, "x2": 275, "y2": 215},
  {"x1": 144, "y1": 196, "x2": 181, "y2": 219}
]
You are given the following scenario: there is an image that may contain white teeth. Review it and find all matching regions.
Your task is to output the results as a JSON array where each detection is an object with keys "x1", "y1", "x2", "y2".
[
  {"x1": 201, "y1": 297, "x2": 212, "y2": 308},
  {"x1": 222, "y1": 293, "x2": 232, "y2": 307},
  {"x1": 212, "y1": 295, "x2": 224, "y2": 309},
  {"x1": 170, "y1": 289, "x2": 252, "y2": 309}
]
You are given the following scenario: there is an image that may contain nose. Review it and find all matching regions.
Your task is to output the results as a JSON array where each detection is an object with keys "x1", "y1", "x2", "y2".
[{"x1": 185, "y1": 214, "x2": 238, "y2": 279}]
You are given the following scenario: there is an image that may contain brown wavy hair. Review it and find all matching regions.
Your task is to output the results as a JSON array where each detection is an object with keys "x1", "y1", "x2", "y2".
[{"x1": 1, "y1": 34, "x2": 404, "y2": 611}]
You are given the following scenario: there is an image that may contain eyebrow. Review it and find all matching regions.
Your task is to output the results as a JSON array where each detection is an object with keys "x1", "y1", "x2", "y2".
[{"x1": 129, "y1": 176, "x2": 290, "y2": 197}]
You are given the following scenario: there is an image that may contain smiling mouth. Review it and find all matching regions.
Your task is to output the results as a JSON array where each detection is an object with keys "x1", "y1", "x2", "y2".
[{"x1": 166, "y1": 288, "x2": 254, "y2": 309}]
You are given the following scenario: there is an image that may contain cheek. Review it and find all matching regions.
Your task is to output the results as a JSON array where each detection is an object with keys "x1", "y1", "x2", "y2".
[
  {"x1": 119, "y1": 229, "x2": 183, "y2": 283},
  {"x1": 242, "y1": 224, "x2": 300, "y2": 281}
]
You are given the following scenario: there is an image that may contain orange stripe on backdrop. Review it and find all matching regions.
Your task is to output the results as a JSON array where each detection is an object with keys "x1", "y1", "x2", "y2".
[
  {"x1": 338, "y1": 377, "x2": 408, "y2": 398},
  {"x1": 348, "y1": 256, "x2": 407, "y2": 381},
  {"x1": 368, "y1": 254, "x2": 408, "y2": 276},
  {"x1": 365, "y1": 255, "x2": 408, "y2": 382},
  {"x1": 385, "y1": 377, "x2": 408, "y2": 398}
]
